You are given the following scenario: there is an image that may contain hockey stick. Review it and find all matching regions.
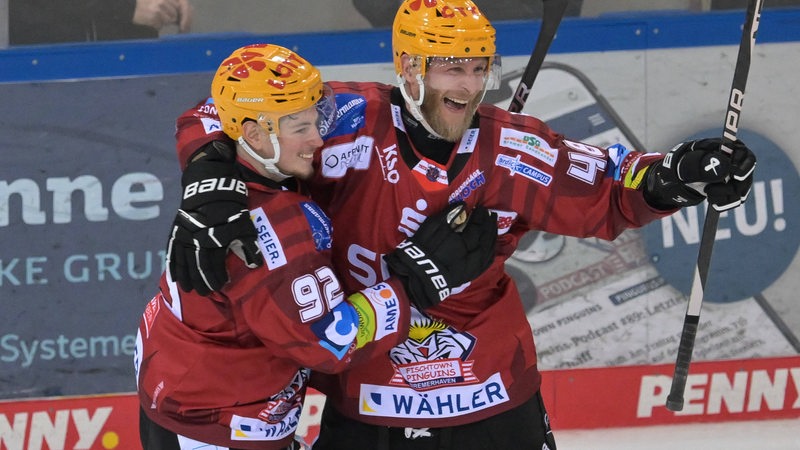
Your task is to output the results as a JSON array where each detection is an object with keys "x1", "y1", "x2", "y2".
[
  {"x1": 508, "y1": 0, "x2": 569, "y2": 113},
  {"x1": 665, "y1": 0, "x2": 765, "y2": 412}
]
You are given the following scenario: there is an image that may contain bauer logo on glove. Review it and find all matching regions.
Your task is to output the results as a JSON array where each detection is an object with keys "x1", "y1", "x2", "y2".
[{"x1": 384, "y1": 202, "x2": 497, "y2": 310}]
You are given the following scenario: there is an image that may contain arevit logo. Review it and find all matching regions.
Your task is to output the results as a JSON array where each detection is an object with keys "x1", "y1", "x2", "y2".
[
  {"x1": 0, "y1": 407, "x2": 113, "y2": 450},
  {"x1": 638, "y1": 366, "x2": 800, "y2": 417}
]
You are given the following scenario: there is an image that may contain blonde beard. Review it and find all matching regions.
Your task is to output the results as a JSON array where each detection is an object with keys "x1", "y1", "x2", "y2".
[{"x1": 420, "y1": 87, "x2": 481, "y2": 142}]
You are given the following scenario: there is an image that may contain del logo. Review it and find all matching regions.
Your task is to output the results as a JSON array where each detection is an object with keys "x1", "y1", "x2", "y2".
[{"x1": 495, "y1": 154, "x2": 553, "y2": 186}]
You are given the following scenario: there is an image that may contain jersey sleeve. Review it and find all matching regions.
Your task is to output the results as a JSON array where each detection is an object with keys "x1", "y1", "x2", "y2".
[
  {"x1": 483, "y1": 108, "x2": 672, "y2": 241},
  {"x1": 226, "y1": 193, "x2": 410, "y2": 374},
  {"x1": 175, "y1": 98, "x2": 232, "y2": 170}
]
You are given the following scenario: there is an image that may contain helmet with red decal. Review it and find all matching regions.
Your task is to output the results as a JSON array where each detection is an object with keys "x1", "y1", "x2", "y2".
[
  {"x1": 211, "y1": 43, "x2": 335, "y2": 141},
  {"x1": 392, "y1": 0, "x2": 497, "y2": 78}
]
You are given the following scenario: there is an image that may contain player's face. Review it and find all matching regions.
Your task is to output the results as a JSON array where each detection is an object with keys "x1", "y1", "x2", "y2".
[
  {"x1": 421, "y1": 57, "x2": 487, "y2": 141},
  {"x1": 275, "y1": 107, "x2": 323, "y2": 180}
]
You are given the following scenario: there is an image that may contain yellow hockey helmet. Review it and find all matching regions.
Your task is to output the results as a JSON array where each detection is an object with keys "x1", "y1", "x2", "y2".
[
  {"x1": 392, "y1": 0, "x2": 497, "y2": 77},
  {"x1": 211, "y1": 44, "x2": 334, "y2": 140}
]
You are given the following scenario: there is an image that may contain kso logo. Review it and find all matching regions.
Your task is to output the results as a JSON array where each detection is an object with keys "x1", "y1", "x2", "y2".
[{"x1": 642, "y1": 129, "x2": 798, "y2": 303}]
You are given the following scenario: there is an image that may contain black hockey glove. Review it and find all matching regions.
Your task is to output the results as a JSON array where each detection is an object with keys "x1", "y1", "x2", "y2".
[
  {"x1": 644, "y1": 138, "x2": 756, "y2": 212},
  {"x1": 384, "y1": 202, "x2": 497, "y2": 310},
  {"x1": 166, "y1": 141, "x2": 262, "y2": 295}
]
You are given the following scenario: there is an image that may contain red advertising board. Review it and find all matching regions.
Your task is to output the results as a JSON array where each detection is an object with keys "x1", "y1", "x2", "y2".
[
  {"x1": 0, "y1": 394, "x2": 140, "y2": 450},
  {"x1": 542, "y1": 355, "x2": 800, "y2": 429},
  {"x1": 3, "y1": 356, "x2": 798, "y2": 449}
]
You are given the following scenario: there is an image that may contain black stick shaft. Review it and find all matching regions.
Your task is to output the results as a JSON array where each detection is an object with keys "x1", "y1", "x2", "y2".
[
  {"x1": 508, "y1": 0, "x2": 569, "y2": 113},
  {"x1": 666, "y1": 0, "x2": 765, "y2": 412}
]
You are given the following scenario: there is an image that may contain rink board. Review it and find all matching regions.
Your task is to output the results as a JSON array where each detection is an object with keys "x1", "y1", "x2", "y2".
[{"x1": 1, "y1": 356, "x2": 798, "y2": 449}]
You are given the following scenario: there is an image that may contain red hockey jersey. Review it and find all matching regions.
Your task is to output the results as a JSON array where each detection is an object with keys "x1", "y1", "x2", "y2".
[
  {"x1": 135, "y1": 165, "x2": 410, "y2": 448},
  {"x1": 174, "y1": 81, "x2": 672, "y2": 429}
]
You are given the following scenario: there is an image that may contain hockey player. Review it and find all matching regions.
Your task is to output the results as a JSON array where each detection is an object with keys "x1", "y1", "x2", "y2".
[
  {"x1": 135, "y1": 43, "x2": 497, "y2": 450},
  {"x1": 164, "y1": 1, "x2": 757, "y2": 448}
]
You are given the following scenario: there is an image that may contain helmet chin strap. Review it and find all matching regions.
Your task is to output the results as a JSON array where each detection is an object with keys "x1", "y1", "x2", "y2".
[
  {"x1": 397, "y1": 73, "x2": 444, "y2": 139},
  {"x1": 238, "y1": 134, "x2": 291, "y2": 180}
]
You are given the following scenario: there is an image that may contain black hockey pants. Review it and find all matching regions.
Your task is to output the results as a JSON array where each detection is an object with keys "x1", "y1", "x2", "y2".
[{"x1": 312, "y1": 391, "x2": 556, "y2": 450}]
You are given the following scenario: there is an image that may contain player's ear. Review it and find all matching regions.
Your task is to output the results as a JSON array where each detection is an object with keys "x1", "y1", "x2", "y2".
[
  {"x1": 401, "y1": 54, "x2": 422, "y2": 82},
  {"x1": 241, "y1": 121, "x2": 272, "y2": 156}
]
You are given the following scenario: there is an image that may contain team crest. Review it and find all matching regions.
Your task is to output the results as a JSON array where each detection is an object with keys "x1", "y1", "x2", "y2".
[{"x1": 388, "y1": 309, "x2": 477, "y2": 390}]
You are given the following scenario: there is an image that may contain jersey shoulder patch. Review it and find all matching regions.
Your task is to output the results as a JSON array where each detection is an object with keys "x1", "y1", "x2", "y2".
[
  {"x1": 300, "y1": 201, "x2": 333, "y2": 251},
  {"x1": 326, "y1": 93, "x2": 368, "y2": 139}
]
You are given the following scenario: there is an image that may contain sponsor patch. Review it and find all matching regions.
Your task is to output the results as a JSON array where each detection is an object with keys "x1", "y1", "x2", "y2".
[
  {"x1": 250, "y1": 207, "x2": 287, "y2": 270},
  {"x1": 495, "y1": 154, "x2": 553, "y2": 186},
  {"x1": 378, "y1": 143, "x2": 401, "y2": 184},
  {"x1": 491, "y1": 209, "x2": 517, "y2": 236},
  {"x1": 361, "y1": 282, "x2": 401, "y2": 341},
  {"x1": 311, "y1": 302, "x2": 358, "y2": 360},
  {"x1": 456, "y1": 128, "x2": 480, "y2": 154},
  {"x1": 321, "y1": 135, "x2": 374, "y2": 178},
  {"x1": 358, "y1": 373, "x2": 509, "y2": 418},
  {"x1": 200, "y1": 117, "x2": 222, "y2": 135},
  {"x1": 622, "y1": 151, "x2": 661, "y2": 190},
  {"x1": 391, "y1": 104, "x2": 406, "y2": 132},
  {"x1": 449, "y1": 170, "x2": 485, "y2": 203},
  {"x1": 389, "y1": 358, "x2": 477, "y2": 391},
  {"x1": 229, "y1": 408, "x2": 302, "y2": 442},
  {"x1": 499, "y1": 128, "x2": 558, "y2": 166},
  {"x1": 325, "y1": 93, "x2": 368, "y2": 139},
  {"x1": 624, "y1": 157, "x2": 649, "y2": 190},
  {"x1": 142, "y1": 294, "x2": 161, "y2": 338},
  {"x1": 300, "y1": 202, "x2": 332, "y2": 251}
]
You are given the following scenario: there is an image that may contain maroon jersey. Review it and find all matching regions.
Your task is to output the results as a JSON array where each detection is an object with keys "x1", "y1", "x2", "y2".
[
  {"x1": 135, "y1": 162, "x2": 410, "y2": 448},
  {"x1": 174, "y1": 81, "x2": 671, "y2": 428}
]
